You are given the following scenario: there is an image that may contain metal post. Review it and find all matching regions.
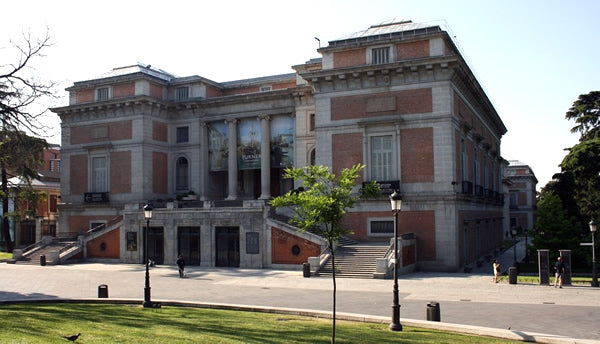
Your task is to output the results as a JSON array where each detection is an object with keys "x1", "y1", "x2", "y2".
[
  {"x1": 389, "y1": 208, "x2": 402, "y2": 331},
  {"x1": 592, "y1": 229, "x2": 598, "y2": 287},
  {"x1": 143, "y1": 217, "x2": 152, "y2": 307}
]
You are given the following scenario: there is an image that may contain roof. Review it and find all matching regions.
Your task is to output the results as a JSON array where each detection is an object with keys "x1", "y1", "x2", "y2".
[
  {"x1": 7, "y1": 176, "x2": 60, "y2": 190},
  {"x1": 327, "y1": 20, "x2": 443, "y2": 48},
  {"x1": 97, "y1": 63, "x2": 175, "y2": 82}
]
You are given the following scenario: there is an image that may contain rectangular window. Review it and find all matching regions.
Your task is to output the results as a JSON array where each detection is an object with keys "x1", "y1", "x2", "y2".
[
  {"x1": 371, "y1": 220, "x2": 394, "y2": 234},
  {"x1": 246, "y1": 232, "x2": 259, "y2": 254},
  {"x1": 127, "y1": 232, "x2": 137, "y2": 251},
  {"x1": 176, "y1": 86, "x2": 189, "y2": 101},
  {"x1": 97, "y1": 87, "x2": 109, "y2": 101},
  {"x1": 368, "y1": 218, "x2": 395, "y2": 237},
  {"x1": 176, "y1": 126, "x2": 189, "y2": 143},
  {"x1": 49, "y1": 195, "x2": 58, "y2": 213},
  {"x1": 91, "y1": 156, "x2": 108, "y2": 192},
  {"x1": 309, "y1": 113, "x2": 315, "y2": 132},
  {"x1": 260, "y1": 85, "x2": 272, "y2": 92},
  {"x1": 509, "y1": 192, "x2": 518, "y2": 207},
  {"x1": 371, "y1": 47, "x2": 390, "y2": 65},
  {"x1": 370, "y1": 135, "x2": 392, "y2": 181}
]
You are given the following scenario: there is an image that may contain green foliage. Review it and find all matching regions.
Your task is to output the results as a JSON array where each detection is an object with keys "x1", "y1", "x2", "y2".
[
  {"x1": 534, "y1": 193, "x2": 586, "y2": 264},
  {"x1": 358, "y1": 180, "x2": 382, "y2": 199},
  {"x1": 565, "y1": 90, "x2": 600, "y2": 141},
  {"x1": 560, "y1": 137, "x2": 600, "y2": 217},
  {"x1": 0, "y1": 303, "x2": 516, "y2": 343},
  {"x1": 270, "y1": 164, "x2": 365, "y2": 246}
]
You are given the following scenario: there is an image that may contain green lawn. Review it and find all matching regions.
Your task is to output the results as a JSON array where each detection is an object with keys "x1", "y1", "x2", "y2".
[
  {"x1": 0, "y1": 303, "x2": 519, "y2": 343},
  {"x1": 498, "y1": 274, "x2": 593, "y2": 285},
  {"x1": 0, "y1": 251, "x2": 12, "y2": 260}
]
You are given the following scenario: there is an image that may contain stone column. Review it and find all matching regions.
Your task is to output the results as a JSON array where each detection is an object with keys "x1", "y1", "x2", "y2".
[
  {"x1": 36, "y1": 217, "x2": 43, "y2": 242},
  {"x1": 226, "y1": 119, "x2": 238, "y2": 200},
  {"x1": 259, "y1": 116, "x2": 271, "y2": 200},
  {"x1": 199, "y1": 122, "x2": 209, "y2": 201}
]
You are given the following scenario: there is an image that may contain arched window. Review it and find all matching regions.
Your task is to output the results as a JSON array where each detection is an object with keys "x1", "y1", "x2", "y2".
[
  {"x1": 175, "y1": 157, "x2": 189, "y2": 191},
  {"x1": 309, "y1": 148, "x2": 316, "y2": 166}
]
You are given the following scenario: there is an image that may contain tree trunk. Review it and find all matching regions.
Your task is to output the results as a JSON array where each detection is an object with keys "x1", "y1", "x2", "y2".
[
  {"x1": 330, "y1": 241, "x2": 336, "y2": 344},
  {"x1": 1, "y1": 165, "x2": 13, "y2": 252}
]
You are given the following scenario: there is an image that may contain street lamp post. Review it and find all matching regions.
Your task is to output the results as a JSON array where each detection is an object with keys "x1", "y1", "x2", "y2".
[
  {"x1": 389, "y1": 190, "x2": 403, "y2": 331},
  {"x1": 524, "y1": 228, "x2": 529, "y2": 263},
  {"x1": 511, "y1": 228, "x2": 518, "y2": 267},
  {"x1": 143, "y1": 202, "x2": 153, "y2": 308},
  {"x1": 590, "y1": 220, "x2": 598, "y2": 288}
]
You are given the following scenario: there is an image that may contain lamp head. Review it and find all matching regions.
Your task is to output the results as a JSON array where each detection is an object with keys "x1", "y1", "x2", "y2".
[
  {"x1": 590, "y1": 219, "x2": 597, "y2": 233},
  {"x1": 389, "y1": 190, "x2": 402, "y2": 211},
  {"x1": 143, "y1": 202, "x2": 153, "y2": 220}
]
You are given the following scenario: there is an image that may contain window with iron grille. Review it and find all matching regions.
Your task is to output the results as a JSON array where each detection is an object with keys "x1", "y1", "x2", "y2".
[
  {"x1": 176, "y1": 86, "x2": 189, "y2": 101},
  {"x1": 91, "y1": 156, "x2": 108, "y2": 192},
  {"x1": 97, "y1": 87, "x2": 109, "y2": 101},
  {"x1": 371, "y1": 47, "x2": 390, "y2": 65},
  {"x1": 176, "y1": 126, "x2": 189, "y2": 143},
  {"x1": 370, "y1": 135, "x2": 392, "y2": 181},
  {"x1": 176, "y1": 157, "x2": 189, "y2": 191},
  {"x1": 370, "y1": 220, "x2": 394, "y2": 234}
]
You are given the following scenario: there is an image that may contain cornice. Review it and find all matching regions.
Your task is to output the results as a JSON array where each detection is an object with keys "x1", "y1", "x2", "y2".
[{"x1": 300, "y1": 56, "x2": 458, "y2": 93}]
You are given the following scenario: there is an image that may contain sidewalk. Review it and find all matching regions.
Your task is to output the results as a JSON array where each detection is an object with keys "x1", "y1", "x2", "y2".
[
  {"x1": 470, "y1": 236, "x2": 527, "y2": 275},
  {"x1": 1, "y1": 250, "x2": 599, "y2": 343}
]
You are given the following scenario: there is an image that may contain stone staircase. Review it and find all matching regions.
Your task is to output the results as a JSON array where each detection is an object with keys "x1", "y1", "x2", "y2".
[
  {"x1": 12, "y1": 239, "x2": 80, "y2": 265},
  {"x1": 317, "y1": 243, "x2": 389, "y2": 278}
]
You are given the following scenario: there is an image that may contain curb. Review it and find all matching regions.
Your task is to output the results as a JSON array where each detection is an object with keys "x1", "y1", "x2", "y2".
[{"x1": 1, "y1": 298, "x2": 597, "y2": 344}]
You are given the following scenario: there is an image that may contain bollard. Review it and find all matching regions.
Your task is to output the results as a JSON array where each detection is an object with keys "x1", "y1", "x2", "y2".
[
  {"x1": 98, "y1": 284, "x2": 109, "y2": 298},
  {"x1": 40, "y1": 255, "x2": 46, "y2": 266},
  {"x1": 302, "y1": 262, "x2": 311, "y2": 278},
  {"x1": 426, "y1": 302, "x2": 440, "y2": 321},
  {"x1": 509, "y1": 267, "x2": 517, "y2": 284}
]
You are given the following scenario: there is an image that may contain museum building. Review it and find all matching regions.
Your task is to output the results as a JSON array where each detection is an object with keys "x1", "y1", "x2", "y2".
[{"x1": 51, "y1": 20, "x2": 507, "y2": 272}]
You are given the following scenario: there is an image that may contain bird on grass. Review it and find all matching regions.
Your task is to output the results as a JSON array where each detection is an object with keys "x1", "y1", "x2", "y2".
[{"x1": 63, "y1": 333, "x2": 80, "y2": 342}]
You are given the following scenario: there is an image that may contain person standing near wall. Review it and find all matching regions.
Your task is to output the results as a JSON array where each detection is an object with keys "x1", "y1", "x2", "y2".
[
  {"x1": 554, "y1": 256, "x2": 565, "y2": 288},
  {"x1": 176, "y1": 254, "x2": 186, "y2": 278},
  {"x1": 492, "y1": 259, "x2": 500, "y2": 283}
]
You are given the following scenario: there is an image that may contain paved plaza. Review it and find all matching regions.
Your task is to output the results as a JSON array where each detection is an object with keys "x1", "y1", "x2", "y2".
[{"x1": 1, "y1": 240, "x2": 599, "y2": 343}]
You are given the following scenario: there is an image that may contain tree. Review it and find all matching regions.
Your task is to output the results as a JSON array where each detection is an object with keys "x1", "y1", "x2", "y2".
[
  {"x1": 560, "y1": 137, "x2": 600, "y2": 218},
  {"x1": 270, "y1": 164, "x2": 367, "y2": 344},
  {"x1": 534, "y1": 193, "x2": 584, "y2": 264},
  {"x1": 0, "y1": 130, "x2": 48, "y2": 251},
  {"x1": 565, "y1": 91, "x2": 600, "y2": 141},
  {"x1": 1, "y1": 30, "x2": 54, "y2": 252},
  {"x1": 0, "y1": 30, "x2": 56, "y2": 134}
]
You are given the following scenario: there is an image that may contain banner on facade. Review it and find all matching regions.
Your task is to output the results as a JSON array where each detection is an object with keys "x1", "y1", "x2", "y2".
[
  {"x1": 270, "y1": 116, "x2": 294, "y2": 168},
  {"x1": 237, "y1": 118, "x2": 261, "y2": 170},
  {"x1": 209, "y1": 121, "x2": 228, "y2": 171}
]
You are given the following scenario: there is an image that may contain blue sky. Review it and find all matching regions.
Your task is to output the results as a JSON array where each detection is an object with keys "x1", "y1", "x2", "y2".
[{"x1": 3, "y1": 0, "x2": 599, "y2": 189}]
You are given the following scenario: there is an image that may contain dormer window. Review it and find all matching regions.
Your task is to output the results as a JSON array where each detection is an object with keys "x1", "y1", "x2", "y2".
[
  {"x1": 176, "y1": 86, "x2": 189, "y2": 101},
  {"x1": 97, "y1": 87, "x2": 110, "y2": 101},
  {"x1": 260, "y1": 85, "x2": 272, "y2": 92},
  {"x1": 371, "y1": 47, "x2": 390, "y2": 65}
]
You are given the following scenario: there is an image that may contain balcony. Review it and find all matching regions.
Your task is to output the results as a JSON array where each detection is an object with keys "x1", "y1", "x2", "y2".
[
  {"x1": 84, "y1": 192, "x2": 109, "y2": 203},
  {"x1": 461, "y1": 181, "x2": 473, "y2": 194},
  {"x1": 474, "y1": 185, "x2": 484, "y2": 197}
]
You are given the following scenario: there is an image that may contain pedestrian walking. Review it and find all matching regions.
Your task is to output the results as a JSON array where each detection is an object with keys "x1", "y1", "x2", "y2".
[
  {"x1": 176, "y1": 254, "x2": 185, "y2": 278},
  {"x1": 492, "y1": 259, "x2": 500, "y2": 283},
  {"x1": 554, "y1": 256, "x2": 565, "y2": 288}
]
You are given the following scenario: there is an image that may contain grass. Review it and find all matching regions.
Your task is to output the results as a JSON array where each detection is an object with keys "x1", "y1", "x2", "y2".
[
  {"x1": 498, "y1": 274, "x2": 593, "y2": 285},
  {"x1": 0, "y1": 303, "x2": 520, "y2": 343},
  {"x1": 0, "y1": 251, "x2": 12, "y2": 260}
]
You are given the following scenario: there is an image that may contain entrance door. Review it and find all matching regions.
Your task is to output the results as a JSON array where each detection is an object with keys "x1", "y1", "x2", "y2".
[
  {"x1": 215, "y1": 226, "x2": 239, "y2": 267},
  {"x1": 178, "y1": 226, "x2": 201, "y2": 265},
  {"x1": 145, "y1": 226, "x2": 164, "y2": 265}
]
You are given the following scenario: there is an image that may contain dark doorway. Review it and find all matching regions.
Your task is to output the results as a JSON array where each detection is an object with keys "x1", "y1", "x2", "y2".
[
  {"x1": 144, "y1": 226, "x2": 164, "y2": 265},
  {"x1": 215, "y1": 226, "x2": 239, "y2": 267},
  {"x1": 178, "y1": 226, "x2": 201, "y2": 265}
]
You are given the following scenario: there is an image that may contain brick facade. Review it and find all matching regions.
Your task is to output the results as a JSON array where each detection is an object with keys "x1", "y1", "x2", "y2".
[{"x1": 271, "y1": 227, "x2": 321, "y2": 264}]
